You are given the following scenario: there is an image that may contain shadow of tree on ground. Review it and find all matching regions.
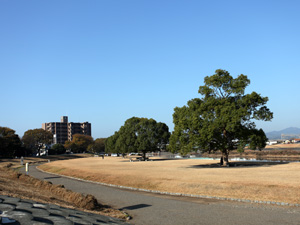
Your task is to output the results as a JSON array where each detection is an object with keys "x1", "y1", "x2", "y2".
[
  {"x1": 188, "y1": 161, "x2": 291, "y2": 168},
  {"x1": 119, "y1": 204, "x2": 152, "y2": 210}
]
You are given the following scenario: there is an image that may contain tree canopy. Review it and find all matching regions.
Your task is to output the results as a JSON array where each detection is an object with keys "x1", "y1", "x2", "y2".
[
  {"x1": 169, "y1": 69, "x2": 273, "y2": 166},
  {"x1": 64, "y1": 134, "x2": 93, "y2": 153},
  {"x1": 87, "y1": 138, "x2": 106, "y2": 154},
  {"x1": 22, "y1": 128, "x2": 53, "y2": 156},
  {"x1": 49, "y1": 143, "x2": 66, "y2": 155},
  {"x1": 0, "y1": 126, "x2": 22, "y2": 158},
  {"x1": 105, "y1": 117, "x2": 170, "y2": 160}
]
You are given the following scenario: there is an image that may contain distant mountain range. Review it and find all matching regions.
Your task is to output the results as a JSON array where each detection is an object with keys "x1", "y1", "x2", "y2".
[{"x1": 266, "y1": 127, "x2": 300, "y2": 140}]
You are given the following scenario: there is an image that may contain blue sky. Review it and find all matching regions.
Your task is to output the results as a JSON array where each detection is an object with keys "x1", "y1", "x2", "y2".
[{"x1": 1, "y1": 0, "x2": 300, "y2": 138}]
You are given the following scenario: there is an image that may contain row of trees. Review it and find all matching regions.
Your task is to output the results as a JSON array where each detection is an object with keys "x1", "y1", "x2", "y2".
[
  {"x1": 0, "y1": 127, "x2": 106, "y2": 158},
  {"x1": 106, "y1": 69, "x2": 273, "y2": 165},
  {"x1": 1, "y1": 70, "x2": 273, "y2": 165},
  {"x1": 0, "y1": 128, "x2": 58, "y2": 157},
  {"x1": 64, "y1": 135, "x2": 106, "y2": 154}
]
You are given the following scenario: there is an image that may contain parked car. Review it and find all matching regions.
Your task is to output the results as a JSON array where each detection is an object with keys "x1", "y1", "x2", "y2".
[{"x1": 129, "y1": 153, "x2": 142, "y2": 156}]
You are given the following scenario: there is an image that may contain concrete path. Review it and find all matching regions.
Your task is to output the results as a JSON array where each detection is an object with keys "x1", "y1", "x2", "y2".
[{"x1": 24, "y1": 165, "x2": 300, "y2": 225}]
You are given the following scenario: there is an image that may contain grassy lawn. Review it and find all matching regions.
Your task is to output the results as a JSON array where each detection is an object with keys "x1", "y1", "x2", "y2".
[{"x1": 39, "y1": 156, "x2": 300, "y2": 204}]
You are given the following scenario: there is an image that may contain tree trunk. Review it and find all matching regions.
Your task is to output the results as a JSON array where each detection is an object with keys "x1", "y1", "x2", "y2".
[
  {"x1": 142, "y1": 151, "x2": 147, "y2": 161},
  {"x1": 221, "y1": 129, "x2": 230, "y2": 166},
  {"x1": 220, "y1": 150, "x2": 229, "y2": 166},
  {"x1": 37, "y1": 145, "x2": 41, "y2": 157}
]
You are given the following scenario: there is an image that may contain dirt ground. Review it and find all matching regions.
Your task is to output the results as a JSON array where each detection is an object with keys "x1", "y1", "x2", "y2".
[
  {"x1": 0, "y1": 155, "x2": 127, "y2": 220},
  {"x1": 39, "y1": 156, "x2": 300, "y2": 204}
]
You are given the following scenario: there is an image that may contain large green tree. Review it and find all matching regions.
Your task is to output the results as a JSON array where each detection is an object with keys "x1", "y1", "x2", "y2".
[
  {"x1": 64, "y1": 134, "x2": 93, "y2": 153},
  {"x1": 22, "y1": 128, "x2": 53, "y2": 156},
  {"x1": 0, "y1": 127, "x2": 22, "y2": 158},
  {"x1": 169, "y1": 69, "x2": 273, "y2": 166},
  {"x1": 106, "y1": 117, "x2": 170, "y2": 160}
]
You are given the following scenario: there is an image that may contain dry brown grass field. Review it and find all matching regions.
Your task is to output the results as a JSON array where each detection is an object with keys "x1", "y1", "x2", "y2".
[
  {"x1": 39, "y1": 156, "x2": 300, "y2": 204},
  {"x1": 265, "y1": 143, "x2": 300, "y2": 149}
]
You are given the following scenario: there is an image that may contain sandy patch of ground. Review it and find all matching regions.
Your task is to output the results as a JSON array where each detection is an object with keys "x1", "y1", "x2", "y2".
[{"x1": 38, "y1": 157, "x2": 300, "y2": 204}]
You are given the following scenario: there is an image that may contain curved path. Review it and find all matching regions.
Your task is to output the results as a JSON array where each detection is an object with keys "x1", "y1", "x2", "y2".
[{"x1": 24, "y1": 165, "x2": 300, "y2": 225}]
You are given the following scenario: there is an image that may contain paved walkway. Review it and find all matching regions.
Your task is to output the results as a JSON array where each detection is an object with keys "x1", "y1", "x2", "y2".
[{"x1": 20, "y1": 165, "x2": 300, "y2": 225}]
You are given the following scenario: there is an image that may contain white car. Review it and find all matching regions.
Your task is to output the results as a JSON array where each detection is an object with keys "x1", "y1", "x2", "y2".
[{"x1": 129, "y1": 153, "x2": 141, "y2": 156}]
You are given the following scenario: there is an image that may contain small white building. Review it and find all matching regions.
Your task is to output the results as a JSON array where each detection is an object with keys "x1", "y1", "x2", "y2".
[{"x1": 267, "y1": 141, "x2": 278, "y2": 145}]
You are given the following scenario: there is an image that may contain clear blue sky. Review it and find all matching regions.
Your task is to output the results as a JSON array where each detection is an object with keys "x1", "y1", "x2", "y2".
[{"x1": 1, "y1": 0, "x2": 299, "y2": 138}]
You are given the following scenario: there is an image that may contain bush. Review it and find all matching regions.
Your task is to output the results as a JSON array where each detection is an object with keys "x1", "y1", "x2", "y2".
[{"x1": 49, "y1": 144, "x2": 66, "y2": 155}]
